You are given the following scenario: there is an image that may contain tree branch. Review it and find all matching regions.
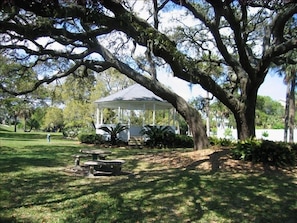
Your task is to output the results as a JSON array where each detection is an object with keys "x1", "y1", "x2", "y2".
[{"x1": 271, "y1": 4, "x2": 297, "y2": 44}]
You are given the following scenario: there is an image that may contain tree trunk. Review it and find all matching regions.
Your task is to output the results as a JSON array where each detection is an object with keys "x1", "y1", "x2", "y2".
[
  {"x1": 23, "y1": 117, "x2": 27, "y2": 132},
  {"x1": 186, "y1": 106, "x2": 209, "y2": 150},
  {"x1": 284, "y1": 83, "x2": 290, "y2": 142},
  {"x1": 289, "y1": 75, "x2": 295, "y2": 143},
  {"x1": 172, "y1": 96, "x2": 209, "y2": 150},
  {"x1": 14, "y1": 114, "x2": 17, "y2": 132},
  {"x1": 146, "y1": 82, "x2": 209, "y2": 150},
  {"x1": 234, "y1": 94, "x2": 257, "y2": 140},
  {"x1": 91, "y1": 120, "x2": 96, "y2": 130}
]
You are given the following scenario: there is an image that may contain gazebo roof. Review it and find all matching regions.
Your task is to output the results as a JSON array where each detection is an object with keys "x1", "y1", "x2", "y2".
[{"x1": 94, "y1": 84, "x2": 172, "y2": 110}]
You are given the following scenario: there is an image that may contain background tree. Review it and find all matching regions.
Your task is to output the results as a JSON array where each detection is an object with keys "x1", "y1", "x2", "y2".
[
  {"x1": 281, "y1": 51, "x2": 297, "y2": 142},
  {"x1": 0, "y1": 56, "x2": 48, "y2": 131},
  {"x1": 209, "y1": 99, "x2": 236, "y2": 133},
  {"x1": 44, "y1": 67, "x2": 135, "y2": 132},
  {"x1": 27, "y1": 107, "x2": 46, "y2": 131},
  {"x1": 0, "y1": 1, "x2": 296, "y2": 149},
  {"x1": 43, "y1": 107, "x2": 64, "y2": 132},
  {"x1": 60, "y1": 68, "x2": 96, "y2": 130},
  {"x1": 255, "y1": 96, "x2": 285, "y2": 129},
  {"x1": 2, "y1": 97, "x2": 24, "y2": 132}
]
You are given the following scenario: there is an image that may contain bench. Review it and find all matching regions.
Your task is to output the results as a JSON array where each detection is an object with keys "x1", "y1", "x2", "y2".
[
  {"x1": 128, "y1": 136, "x2": 145, "y2": 148},
  {"x1": 72, "y1": 154, "x2": 91, "y2": 166},
  {"x1": 84, "y1": 160, "x2": 125, "y2": 176},
  {"x1": 79, "y1": 149, "x2": 109, "y2": 160}
]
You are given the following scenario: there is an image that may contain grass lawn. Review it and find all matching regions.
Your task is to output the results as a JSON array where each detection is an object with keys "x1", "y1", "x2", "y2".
[{"x1": 0, "y1": 126, "x2": 296, "y2": 223}]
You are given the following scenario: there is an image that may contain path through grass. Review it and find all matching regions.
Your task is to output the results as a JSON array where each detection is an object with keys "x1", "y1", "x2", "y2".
[{"x1": 0, "y1": 128, "x2": 296, "y2": 222}]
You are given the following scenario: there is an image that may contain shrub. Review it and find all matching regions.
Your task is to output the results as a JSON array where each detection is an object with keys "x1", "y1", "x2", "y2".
[
  {"x1": 62, "y1": 127, "x2": 80, "y2": 138},
  {"x1": 173, "y1": 134, "x2": 194, "y2": 148},
  {"x1": 78, "y1": 133, "x2": 103, "y2": 144},
  {"x1": 140, "y1": 124, "x2": 194, "y2": 148},
  {"x1": 231, "y1": 139, "x2": 297, "y2": 167},
  {"x1": 209, "y1": 137, "x2": 235, "y2": 147},
  {"x1": 141, "y1": 125, "x2": 175, "y2": 148}
]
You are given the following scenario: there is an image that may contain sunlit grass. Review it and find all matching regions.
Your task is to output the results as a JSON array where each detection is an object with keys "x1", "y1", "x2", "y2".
[{"x1": 0, "y1": 127, "x2": 296, "y2": 222}]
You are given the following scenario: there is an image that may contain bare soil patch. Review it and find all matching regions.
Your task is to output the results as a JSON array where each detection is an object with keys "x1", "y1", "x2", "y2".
[{"x1": 139, "y1": 147, "x2": 297, "y2": 175}]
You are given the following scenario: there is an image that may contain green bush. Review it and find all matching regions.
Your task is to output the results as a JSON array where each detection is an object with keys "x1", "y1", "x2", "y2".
[
  {"x1": 173, "y1": 134, "x2": 194, "y2": 148},
  {"x1": 140, "y1": 126, "x2": 194, "y2": 148},
  {"x1": 78, "y1": 133, "x2": 103, "y2": 144},
  {"x1": 141, "y1": 125, "x2": 174, "y2": 148},
  {"x1": 231, "y1": 139, "x2": 297, "y2": 167},
  {"x1": 62, "y1": 127, "x2": 80, "y2": 138},
  {"x1": 209, "y1": 137, "x2": 235, "y2": 147}
]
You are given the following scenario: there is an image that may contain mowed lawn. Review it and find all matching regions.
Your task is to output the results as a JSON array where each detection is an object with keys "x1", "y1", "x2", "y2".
[{"x1": 0, "y1": 127, "x2": 296, "y2": 223}]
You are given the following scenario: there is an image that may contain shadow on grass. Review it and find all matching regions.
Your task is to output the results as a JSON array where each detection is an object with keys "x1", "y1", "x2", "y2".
[
  {"x1": 1, "y1": 132, "x2": 45, "y2": 139},
  {"x1": 0, "y1": 131, "x2": 65, "y2": 140},
  {"x1": 0, "y1": 144, "x2": 81, "y2": 173},
  {"x1": 0, "y1": 127, "x2": 11, "y2": 132},
  {"x1": 50, "y1": 168, "x2": 297, "y2": 223},
  {"x1": 0, "y1": 142, "x2": 296, "y2": 222}
]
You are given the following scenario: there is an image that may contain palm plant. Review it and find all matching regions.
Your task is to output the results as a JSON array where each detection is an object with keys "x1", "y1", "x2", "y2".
[
  {"x1": 140, "y1": 125, "x2": 175, "y2": 148},
  {"x1": 281, "y1": 51, "x2": 297, "y2": 143},
  {"x1": 99, "y1": 123, "x2": 128, "y2": 145}
]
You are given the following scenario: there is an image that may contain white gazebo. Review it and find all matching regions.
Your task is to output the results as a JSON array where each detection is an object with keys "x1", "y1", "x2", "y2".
[{"x1": 94, "y1": 84, "x2": 178, "y2": 141}]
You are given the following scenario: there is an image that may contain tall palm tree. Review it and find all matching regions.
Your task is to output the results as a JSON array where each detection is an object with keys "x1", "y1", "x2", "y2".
[{"x1": 282, "y1": 52, "x2": 297, "y2": 142}]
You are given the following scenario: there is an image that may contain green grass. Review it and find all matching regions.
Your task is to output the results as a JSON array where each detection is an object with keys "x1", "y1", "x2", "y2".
[{"x1": 0, "y1": 127, "x2": 296, "y2": 222}]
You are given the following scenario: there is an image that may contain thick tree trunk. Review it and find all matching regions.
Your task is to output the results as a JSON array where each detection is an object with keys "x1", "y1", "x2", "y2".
[
  {"x1": 146, "y1": 82, "x2": 209, "y2": 150},
  {"x1": 185, "y1": 106, "x2": 209, "y2": 150},
  {"x1": 234, "y1": 94, "x2": 257, "y2": 140},
  {"x1": 235, "y1": 112, "x2": 255, "y2": 140}
]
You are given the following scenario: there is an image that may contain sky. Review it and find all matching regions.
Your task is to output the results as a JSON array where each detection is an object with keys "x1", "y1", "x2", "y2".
[
  {"x1": 158, "y1": 71, "x2": 287, "y2": 103},
  {"x1": 258, "y1": 73, "x2": 286, "y2": 102}
]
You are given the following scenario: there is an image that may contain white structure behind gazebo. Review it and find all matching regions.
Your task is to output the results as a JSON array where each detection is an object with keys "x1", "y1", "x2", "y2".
[{"x1": 94, "y1": 84, "x2": 177, "y2": 141}]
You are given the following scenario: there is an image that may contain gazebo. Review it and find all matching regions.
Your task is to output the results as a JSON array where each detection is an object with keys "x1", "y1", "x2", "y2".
[{"x1": 94, "y1": 84, "x2": 178, "y2": 141}]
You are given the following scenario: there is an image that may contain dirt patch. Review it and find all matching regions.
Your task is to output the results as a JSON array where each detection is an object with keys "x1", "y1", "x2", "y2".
[
  {"x1": 64, "y1": 147, "x2": 297, "y2": 177},
  {"x1": 139, "y1": 147, "x2": 297, "y2": 175}
]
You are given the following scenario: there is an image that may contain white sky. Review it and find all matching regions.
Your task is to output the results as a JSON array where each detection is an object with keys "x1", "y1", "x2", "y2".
[{"x1": 158, "y1": 71, "x2": 287, "y2": 102}]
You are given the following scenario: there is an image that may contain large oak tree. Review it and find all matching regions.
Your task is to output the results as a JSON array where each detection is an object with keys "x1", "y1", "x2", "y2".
[{"x1": 0, "y1": 0, "x2": 296, "y2": 149}]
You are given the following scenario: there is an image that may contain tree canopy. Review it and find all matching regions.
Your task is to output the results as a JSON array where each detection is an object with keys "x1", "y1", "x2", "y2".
[{"x1": 0, "y1": 0, "x2": 296, "y2": 149}]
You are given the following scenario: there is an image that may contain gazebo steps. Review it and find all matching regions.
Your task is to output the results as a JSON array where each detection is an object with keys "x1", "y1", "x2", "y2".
[{"x1": 128, "y1": 136, "x2": 145, "y2": 148}]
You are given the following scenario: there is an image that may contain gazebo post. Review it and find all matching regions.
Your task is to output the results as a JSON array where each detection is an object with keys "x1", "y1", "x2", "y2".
[
  {"x1": 128, "y1": 118, "x2": 131, "y2": 140},
  {"x1": 167, "y1": 109, "x2": 171, "y2": 126},
  {"x1": 153, "y1": 104, "x2": 156, "y2": 126},
  {"x1": 100, "y1": 108, "x2": 103, "y2": 124},
  {"x1": 96, "y1": 107, "x2": 100, "y2": 127},
  {"x1": 173, "y1": 109, "x2": 176, "y2": 127},
  {"x1": 117, "y1": 107, "x2": 121, "y2": 123},
  {"x1": 142, "y1": 104, "x2": 146, "y2": 126}
]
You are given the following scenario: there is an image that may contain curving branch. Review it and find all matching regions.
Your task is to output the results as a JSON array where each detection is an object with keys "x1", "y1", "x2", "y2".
[{"x1": 271, "y1": 4, "x2": 297, "y2": 44}]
